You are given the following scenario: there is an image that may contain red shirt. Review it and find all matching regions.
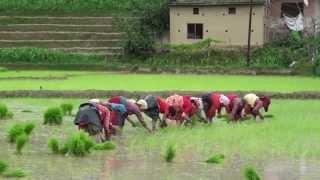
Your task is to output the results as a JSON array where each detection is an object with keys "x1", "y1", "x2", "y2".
[
  {"x1": 226, "y1": 94, "x2": 239, "y2": 113},
  {"x1": 108, "y1": 96, "x2": 122, "y2": 104},
  {"x1": 207, "y1": 93, "x2": 221, "y2": 119},
  {"x1": 96, "y1": 104, "x2": 110, "y2": 132},
  {"x1": 157, "y1": 97, "x2": 168, "y2": 114}
]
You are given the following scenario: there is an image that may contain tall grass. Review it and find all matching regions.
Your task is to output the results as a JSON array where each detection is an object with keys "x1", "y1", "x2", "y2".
[{"x1": 164, "y1": 144, "x2": 176, "y2": 162}]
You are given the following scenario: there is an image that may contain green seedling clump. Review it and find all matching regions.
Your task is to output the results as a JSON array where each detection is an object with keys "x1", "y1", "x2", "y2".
[
  {"x1": 0, "y1": 103, "x2": 8, "y2": 119},
  {"x1": 244, "y1": 166, "x2": 261, "y2": 180},
  {"x1": 0, "y1": 160, "x2": 8, "y2": 174},
  {"x1": 24, "y1": 122, "x2": 35, "y2": 135},
  {"x1": 8, "y1": 124, "x2": 25, "y2": 143},
  {"x1": 44, "y1": 107, "x2": 63, "y2": 125},
  {"x1": 16, "y1": 134, "x2": 28, "y2": 154},
  {"x1": 165, "y1": 144, "x2": 176, "y2": 162},
  {"x1": 206, "y1": 154, "x2": 225, "y2": 164},
  {"x1": 48, "y1": 138, "x2": 60, "y2": 154},
  {"x1": 93, "y1": 141, "x2": 116, "y2": 150},
  {"x1": 60, "y1": 103, "x2": 73, "y2": 116},
  {"x1": 3, "y1": 169, "x2": 26, "y2": 178}
]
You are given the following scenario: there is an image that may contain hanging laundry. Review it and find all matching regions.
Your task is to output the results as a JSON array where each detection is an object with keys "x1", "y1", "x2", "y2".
[{"x1": 283, "y1": 13, "x2": 304, "y2": 31}]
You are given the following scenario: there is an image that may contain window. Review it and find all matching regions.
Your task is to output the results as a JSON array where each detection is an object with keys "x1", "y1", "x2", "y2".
[
  {"x1": 193, "y1": 8, "x2": 199, "y2": 15},
  {"x1": 281, "y1": 3, "x2": 304, "y2": 17},
  {"x1": 228, "y1": 7, "x2": 236, "y2": 15},
  {"x1": 187, "y1": 24, "x2": 203, "y2": 39}
]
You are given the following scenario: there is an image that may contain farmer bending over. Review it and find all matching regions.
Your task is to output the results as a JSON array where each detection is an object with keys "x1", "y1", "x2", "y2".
[
  {"x1": 225, "y1": 94, "x2": 245, "y2": 122},
  {"x1": 243, "y1": 93, "x2": 271, "y2": 120},
  {"x1": 108, "y1": 96, "x2": 152, "y2": 133},
  {"x1": 136, "y1": 95, "x2": 169, "y2": 131},
  {"x1": 201, "y1": 92, "x2": 229, "y2": 123}
]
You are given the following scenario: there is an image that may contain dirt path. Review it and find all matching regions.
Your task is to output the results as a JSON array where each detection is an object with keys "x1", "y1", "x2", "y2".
[{"x1": 0, "y1": 90, "x2": 320, "y2": 99}]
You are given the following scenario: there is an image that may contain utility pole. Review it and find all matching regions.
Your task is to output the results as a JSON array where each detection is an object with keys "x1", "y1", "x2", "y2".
[{"x1": 247, "y1": 0, "x2": 253, "y2": 67}]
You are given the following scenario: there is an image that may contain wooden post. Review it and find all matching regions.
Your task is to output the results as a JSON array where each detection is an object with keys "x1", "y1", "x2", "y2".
[{"x1": 247, "y1": 0, "x2": 253, "y2": 67}]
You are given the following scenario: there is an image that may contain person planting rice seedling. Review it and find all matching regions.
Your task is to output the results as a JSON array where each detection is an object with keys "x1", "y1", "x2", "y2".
[
  {"x1": 74, "y1": 99, "x2": 112, "y2": 142},
  {"x1": 108, "y1": 96, "x2": 152, "y2": 133},
  {"x1": 164, "y1": 94, "x2": 201, "y2": 125},
  {"x1": 243, "y1": 93, "x2": 271, "y2": 120},
  {"x1": 227, "y1": 95, "x2": 245, "y2": 122},
  {"x1": 201, "y1": 92, "x2": 231, "y2": 123}
]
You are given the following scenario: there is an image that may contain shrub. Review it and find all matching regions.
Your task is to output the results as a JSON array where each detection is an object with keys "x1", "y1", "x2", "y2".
[
  {"x1": 24, "y1": 122, "x2": 35, "y2": 135},
  {"x1": 60, "y1": 103, "x2": 73, "y2": 116},
  {"x1": 93, "y1": 142, "x2": 116, "y2": 150},
  {"x1": 0, "y1": 103, "x2": 8, "y2": 119},
  {"x1": 16, "y1": 134, "x2": 28, "y2": 154},
  {"x1": 44, "y1": 107, "x2": 63, "y2": 125},
  {"x1": 0, "y1": 160, "x2": 8, "y2": 174},
  {"x1": 8, "y1": 124, "x2": 25, "y2": 143},
  {"x1": 244, "y1": 166, "x2": 261, "y2": 180},
  {"x1": 164, "y1": 144, "x2": 176, "y2": 162},
  {"x1": 206, "y1": 154, "x2": 225, "y2": 164},
  {"x1": 3, "y1": 169, "x2": 26, "y2": 178},
  {"x1": 48, "y1": 138, "x2": 60, "y2": 154}
]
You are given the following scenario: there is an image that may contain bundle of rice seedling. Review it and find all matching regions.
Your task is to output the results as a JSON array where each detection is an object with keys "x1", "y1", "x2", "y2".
[
  {"x1": 24, "y1": 122, "x2": 35, "y2": 135},
  {"x1": 165, "y1": 144, "x2": 176, "y2": 162},
  {"x1": 48, "y1": 138, "x2": 60, "y2": 154},
  {"x1": 0, "y1": 160, "x2": 8, "y2": 174},
  {"x1": 16, "y1": 134, "x2": 28, "y2": 154},
  {"x1": 0, "y1": 103, "x2": 8, "y2": 119},
  {"x1": 44, "y1": 107, "x2": 63, "y2": 125},
  {"x1": 8, "y1": 124, "x2": 25, "y2": 143},
  {"x1": 62, "y1": 131, "x2": 95, "y2": 157},
  {"x1": 60, "y1": 103, "x2": 73, "y2": 116},
  {"x1": 244, "y1": 166, "x2": 261, "y2": 180},
  {"x1": 3, "y1": 169, "x2": 26, "y2": 178},
  {"x1": 206, "y1": 154, "x2": 225, "y2": 164},
  {"x1": 93, "y1": 141, "x2": 116, "y2": 150}
]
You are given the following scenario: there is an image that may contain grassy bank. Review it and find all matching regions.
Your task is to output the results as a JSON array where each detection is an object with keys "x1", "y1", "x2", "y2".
[
  {"x1": 127, "y1": 100, "x2": 320, "y2": 159},
  {"x1": 0, "y1": 70, "x2": 319, "y2": 92}
]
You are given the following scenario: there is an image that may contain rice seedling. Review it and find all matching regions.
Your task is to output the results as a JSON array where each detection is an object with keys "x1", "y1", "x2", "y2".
[
  {"x1": 164, "y1": 144, "x2": 176, "y2": 163},
  {"x1": 48, "y1": 138, "x2": 60, "y2": 154},
  {"x1": 21, "y1": 110, "x2": 32, "y2": 113},
  {"x1": 93, "y1": 141, "x2": 116, "y2": 150},
  {"x1": 0, "y1": 160, "x2": 8, "y2": 174},
  {"x1": 0, "y1": 103, "x2": 8, "y2": 119},
  {"x1": 3, "y1": 169, "x2": 26, "y2": 178},
  {"x1": 16, "y1": 134, "x2": 28, "y2": 154},
  {"x1": 44, "y1": 107, "x2": 63, "y2": 125},
  {"x1": 8, "y1": 124, "x2": 25, "y2": 143},
  {"x1": 205, "y1": 154, "x2": 225, "y2": 164},
  {"x1": 244, "y1": 166, "x2": 261, "y2": 180},
  {"x1": 60, "y1": 103, "x2": 73, "y2": 116},
  {"x1": 24, "y1": 123, "x2": 35, "y2": 135}
]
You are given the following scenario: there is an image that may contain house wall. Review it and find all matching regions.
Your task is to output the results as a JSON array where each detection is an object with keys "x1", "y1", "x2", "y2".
[{"x1": 169, "y1": 5, "x2": 265, "y2": 46}]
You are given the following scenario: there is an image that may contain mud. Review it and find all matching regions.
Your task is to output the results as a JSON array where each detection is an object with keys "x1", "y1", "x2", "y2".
[{"x1": 0, "y1": 90, "x2": 320, "y2": 99}]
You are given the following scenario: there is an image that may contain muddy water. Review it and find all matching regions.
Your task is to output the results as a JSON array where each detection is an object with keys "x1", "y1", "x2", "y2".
[{"x1": 0, "y1": 99, "x2": 320, "y2": 180}]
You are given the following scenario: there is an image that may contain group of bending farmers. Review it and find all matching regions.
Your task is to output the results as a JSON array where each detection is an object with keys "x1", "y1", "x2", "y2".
[{"x1": 74, "y1": 93, "x2": 271, "y2": 142}]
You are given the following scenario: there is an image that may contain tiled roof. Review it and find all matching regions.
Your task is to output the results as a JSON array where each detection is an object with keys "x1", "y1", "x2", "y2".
[{"x1": 170, "y1": 0, "x2": 265, "y2": 6}]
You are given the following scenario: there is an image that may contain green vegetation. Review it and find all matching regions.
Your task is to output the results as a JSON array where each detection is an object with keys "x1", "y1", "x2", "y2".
[
  {"x1": 3, "y1": 169, "x2": 26, "y2": 178},
  {"x1": 0, "y1": 70, "x2": 320, "y2": 92},
  {"x1": 0, "y1": 67, "x2": 8, "y2": 72},
  {"x1": 0, "y1": 160, "x2": 8, "y2": 174},
  {"x1": 0, "y1": 103, "x2": 8, "y2": 119},
  {"x1": 244, "y1": 166, "x2": 261, "y2": 180},
  {"x1": 48, "y1": 138, "x2": 60, "y2": 154},
  {"x1": 8, "y1": 123, "x2": 35, "y2": 143},
  {"x1": 16, "y1": 134, "x2": 28, "y2": 154},
  {"x1": 128, "y1": 100, "x2": 320, "y2": 158},
  {"x1": 24, "y1": 123, "x2": 35, "y2": 135},
  {"x1": 93, "y1": 141, "x2": 116, "y2": 151},
  {"x1": 205, "y1": 154, "x2": 225, "y2": 164},
  {"x1": 44, "y1": 107, "x2": 63, "y2": 125},
  {"x1": 164, "y1": 144, "x2": 176, "y2": 162},
  {"x1": 60, "y1": 103, "x2": 73, "y2": 116}
]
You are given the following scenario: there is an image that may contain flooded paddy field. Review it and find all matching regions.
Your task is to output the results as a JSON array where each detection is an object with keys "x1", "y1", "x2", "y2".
[{"x1": 1, "y1": 98, "x2": 320, "y2": 180}]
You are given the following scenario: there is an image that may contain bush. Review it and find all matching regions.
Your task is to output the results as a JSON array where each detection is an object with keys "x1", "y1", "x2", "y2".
[
  {"x1": 244, "y1": 166, "x2": 261, "y2": 180},
  {"x1": 206, "y1": 154, "x2": 225, "y2": 164},
  {"x1": 3, "y1": 169, "x2": 26, "y2": 178},
  {"x1": 16, "y1": 134, "x2": 28, "y2": 154},
  {"x1": 164, "y1": 144, "x2": 176, "y2": 162},
  {"x1": 0, "y1": 160, "x2": 8, "y2": 174},
  {"x1": 8, "y1": 124, "x2": 25, "y2": 143},
  {"x1": 44, "y1": 107, "x2": 63, "y2": 125},
  {"x1": 0, "y1": 103, "x2": 8, "y2": 119},
  {"x1": 93, "y1": 142, "x2": 116, "y2": 150},
  {"x1": 48, "y1": 138, "x2": 60, "y2": 154},
  {"x1": 60, "y1": 103, "x2": 73, "y2": 116}
]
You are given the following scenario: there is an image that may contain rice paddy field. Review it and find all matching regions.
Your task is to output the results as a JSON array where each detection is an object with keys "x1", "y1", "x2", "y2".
[
  {"x1": 0, "y1": 70, "x2": 320, "y2": 92},
  {"x1": 0, "y1": 70, "x2": 320, "y2": 179}
]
